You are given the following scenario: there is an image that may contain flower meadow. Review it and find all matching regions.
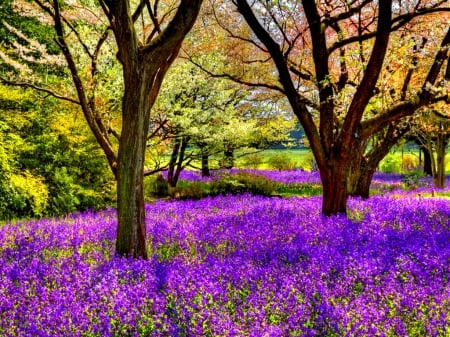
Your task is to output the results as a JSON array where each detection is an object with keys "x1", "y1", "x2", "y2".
[{"x1": 0, "y1": 177, "x2": 449, "y2": 336}]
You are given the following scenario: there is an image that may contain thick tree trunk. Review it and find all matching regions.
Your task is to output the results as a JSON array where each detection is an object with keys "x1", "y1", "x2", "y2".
[
  {"x1": 347, "y1": 149, "x2": 363, "y2": 196},
  {"x1": 116, "y1": 84, "x2": 149, "y2": 259},
  {"x1": 353, "y1": 166, "x2": 377, "y2": 199},
  {"x1": 321, "y1": 162, "x2": 349, "y2": 215}
]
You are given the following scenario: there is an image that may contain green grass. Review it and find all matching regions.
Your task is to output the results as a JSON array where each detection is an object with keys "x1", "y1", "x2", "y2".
[
  {"x1": 235, "y1": 149, "x2": 313, "y2": 169},
  {"x1": 275, "y1": 183, "x2": 323, "y2": 197}
]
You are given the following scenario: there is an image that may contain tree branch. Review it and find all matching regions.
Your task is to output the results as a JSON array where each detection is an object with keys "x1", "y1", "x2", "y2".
[
  {"x1": 0, "y1": 77, "x2": 80, "y2": 104},
  {"x1": 187, "y1": 55, "x2": 286, "y2": 93}
]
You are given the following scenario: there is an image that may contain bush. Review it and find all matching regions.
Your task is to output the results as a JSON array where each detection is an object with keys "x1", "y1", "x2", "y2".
[
  {"x1": 0, "y1": 171, "x2": 48, "y2": 221},
  {"x1": 402, "y1": 170, "x2": 424, "y2": 189},
  {"x1": 268, "y1": 153, "x2": 296, "y2": 171},
  {"x1": 298, "y1": 152, "x2": 318, "y2": 171},
  {"x1": 379, "y1": 154, "x2": 402, "y2": 173},
  {"x1": 243, "y1": 153, "x2": 263, "y2": 169},
  {"x1": 401, "y1": 154, "x2": 419, "y2": 171},
  {"x1": 276, "y1": 183, "x2": 322, "y2": 196},
  {"x1": 210, "y1": 172, "x2": 278, "y2": 196},
  {"x1": 149, "y1": 174, "x2": 169, "y2": 197},
  {"x1": 169, "y1": 184, "x2": 206, "y2": 200}
]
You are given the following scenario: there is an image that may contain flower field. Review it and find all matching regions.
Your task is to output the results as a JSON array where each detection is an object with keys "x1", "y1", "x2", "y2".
[{"x1": 0, "y1": 174, "x2": 449, "y2": 336}]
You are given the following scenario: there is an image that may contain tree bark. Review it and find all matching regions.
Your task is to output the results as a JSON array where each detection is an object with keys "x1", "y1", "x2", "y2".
[
  {"x1": 350, "y1": 124, "x2": 408, "y2": 198},
  {"x1": 116, "y1": 78, "x2": 149, "y2": 258},
  {"x1": 354, "y1": 168, "x2": 377, "y2": 198},
  {"x1": 104, "y1": 0, "x2": 203, "y2": 258},
  {"x1": 422, "y1": 146, "x2": 433, "y2": 176},
  {"x1": 173, "y1": 137, "x2": 189, "y2": 186},
  {"x1": 321, "y1": 163, "x2": 349, "y2": 215},
  {"x1": 168, "y1": 137, "x2": 182, "y2": 187},
  {"x1": 201, "y1": 148, "x2": 210, "y2": 177},
  {"x1": 434, "y1": 134, "x2": 447, "y2": 188},
  {"x1": 222, "y1": 142, "x2": 234, "y2": 169}
]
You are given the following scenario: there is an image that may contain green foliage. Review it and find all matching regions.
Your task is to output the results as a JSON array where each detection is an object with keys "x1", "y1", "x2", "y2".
[
  {"x1": 401, "y1": 154, "x2": 419, "y2": 171},
  {"x1": 268, "y1": 153, "x2": 297, "y2": 171},
  {"x1": 148, "y1": 174, "x2": 169, "y2": 198},
  {"x1": 298, "y1": 151, "x2": 318, "y2": 171},
  {"x1": 0, "y1": 0, "x2": 60, "y2": 77},
  {"x1": 401, "y1": 170, "x2": 424, "y2": 189},
  {"x1": 379, "y1": 153, "x2": 420, "y2": 174},
  {"x1": 276, "y1": 183, "x2": 322, "y2": 197},
  {"x1": 242, "y1": 153, "x2": 264, "y2": 169},
  {"x1": 0, "y1": 87, "x2": 114, "y2": 220},
  {"x1": 210, "y1": 172, "x2": 277, "y2": 196},
  {"x1": 379, "y1": 154, "x2": 402, "y2": 173},
  {"x1": 169, "y1": 184, "x2": 206, "y2": 200}
]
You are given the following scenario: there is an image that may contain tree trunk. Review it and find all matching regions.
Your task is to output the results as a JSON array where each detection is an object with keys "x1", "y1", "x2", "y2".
[
  {"x1": 168, "y1": 138, "x2": 182, "y2": 187},
  {"x1": 320, "y1": 161, "x2": 349, "y2": 215},
  {"x1": 222, "y1": 143, "x2": 234, "y2": 169},
  {"x1": 173, "y1": 137, "x2": 188, "y2": 186},
  {"x1": 422, "y1": 146, "x2": 433, "y2": 175},
  {"x1": 434, "y1": 134, "x2": 447, "y2": 188},
  {"x1": 116, "y1": 82, "x2": 149, "y2": 259},
  {"x1": 201, "y1": 150, "x2": 210, "y2": 177},
  {"x1": 347, "y1": 148, "x2": 363, "y2": 196},
  {"x1": 353, "y1": 165, "x2": 377, "y2": 199}
]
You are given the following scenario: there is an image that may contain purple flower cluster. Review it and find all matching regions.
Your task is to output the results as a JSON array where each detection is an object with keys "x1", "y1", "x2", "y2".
[
  {"x1": 170, "y1": 169, "x2": 448, "y2": 192},
  {"x1": 167, "y1": 168, "x2": 322, "y2": 185},
  {"x1": 0, "y1": 191, "x2": 449, "y2": 336}
]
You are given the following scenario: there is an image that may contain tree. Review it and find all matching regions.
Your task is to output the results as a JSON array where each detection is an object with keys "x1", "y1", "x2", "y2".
[
  {"x1": 347, "y1": 29, "x2": 443, "y2": 198},
  {"x1": 1, "y1": 0, "x2": 203, "y2": 257},
  {"x1": 412, "y1": 107, "x2": 450, "y2": 188},
  {"x1": 0, "y1": 84, "x2": 112, "y2": 220},
  {"x1": 197, "y1": 0, "x2": 450, "y2": 214},
  {"x1": 147, "y1": 58, "x2": 295, "y2": 185}
]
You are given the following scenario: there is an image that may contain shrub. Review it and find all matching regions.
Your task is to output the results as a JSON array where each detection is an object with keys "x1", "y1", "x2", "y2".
[
  {"x1": 276, "y1": 183, "x2": 322, "y2": 196},
  {"x1": 379, "y1": 154, "x2": 402, "y2": 173},
  {"x1": 243, "y1": 153, "x2": 263, "y2": 169},
  {"x1": 401, "y1": 154, "x2": 419, "y2": 171},
  {"x1": 298, "y1": 152, "x2": 318, "y2": 171},
  {"x1": 210, "y1": 172, "x2": 278, "y2": 196},
  {"x1": 169, "y1": 184, "x2": 206, "y2": 200},
  {"x1": 149, "y1": 174, "x2": 169, "y2": 197},
  {"x1": 402, "y1": 170, "x2": 424, "y2": 189},
  {"x1": 0, "y1": 171, "x2": 48, "y2": 221},
  {"x1": 267, "y1": 153, "x2": 296, "y2": 171}
]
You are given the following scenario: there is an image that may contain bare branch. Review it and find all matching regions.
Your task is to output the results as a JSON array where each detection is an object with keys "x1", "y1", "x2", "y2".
[
  {"x1": 186, "y1": 54, "x2": 285, "y2": 93},
  {"x1": 328, "y1": 7, "x2": 450, "y2": 54},
  {"x1": 132, "y1": 0, "x2": 146, "y2": 22},
  {"x1": 0, "y1": 77, "x2": 80, "y2": 104},
  {"x1": 400, "y1": 37, "x2": 427, "y2": 100}
]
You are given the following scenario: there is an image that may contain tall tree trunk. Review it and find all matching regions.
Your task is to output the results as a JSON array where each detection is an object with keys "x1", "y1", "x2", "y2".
[
  {"x1": 168, "y1": 138, "x2": 182, "y2": 187},
  {"x1": 116, "y1": 81, "x2": 149, "y2": 258},
  {"x1": 350, "y1": 124, "x2": 408, "y2": 198}
]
